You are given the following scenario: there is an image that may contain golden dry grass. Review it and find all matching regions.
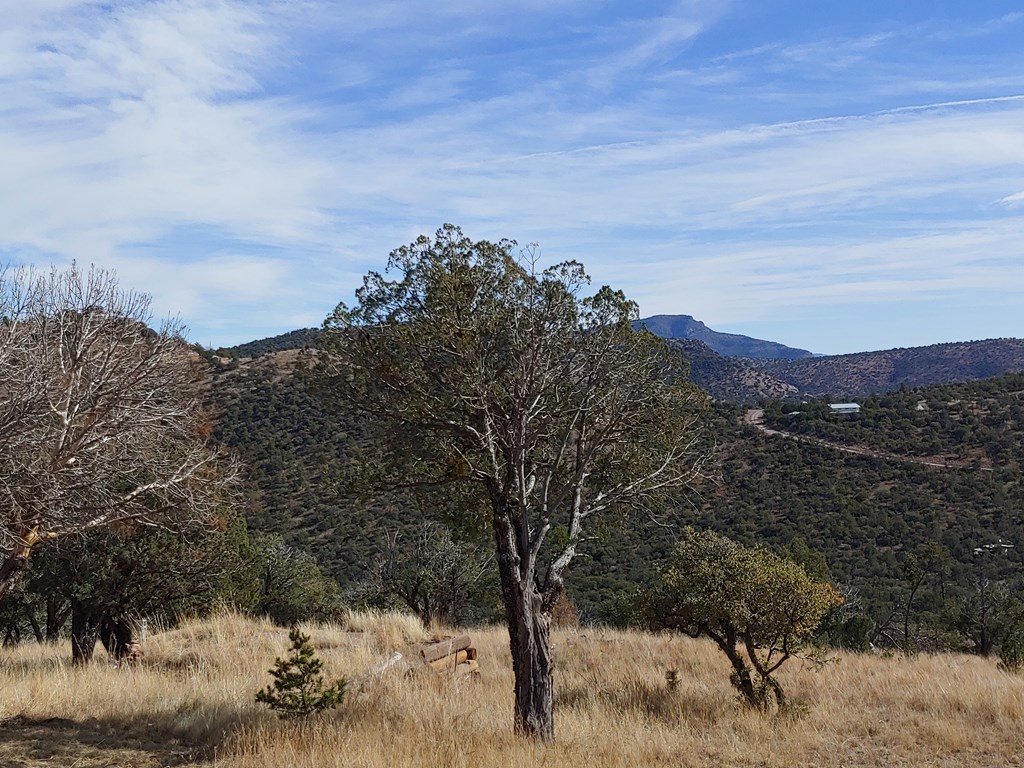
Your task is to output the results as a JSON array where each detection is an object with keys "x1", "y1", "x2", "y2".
[{"x1": 2, "y1": 611, "x2": 1024, "y2": 767}]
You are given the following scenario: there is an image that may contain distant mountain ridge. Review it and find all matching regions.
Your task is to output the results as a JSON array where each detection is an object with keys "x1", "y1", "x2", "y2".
[
  {"x1": 220, "y1": 324, "x2": 1024, "y2": 404},
  {"x1": 755, "y1": 338, "x2": 1024, "y2": 398},
  {"x1": 635, "y1": 315, "x2": 814, "y2": 360}
]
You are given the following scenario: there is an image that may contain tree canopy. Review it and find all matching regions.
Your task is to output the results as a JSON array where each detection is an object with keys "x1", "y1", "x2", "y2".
[
  {"x1": 0, "y1": 263, "x2": 236, "y2": 601},
  {"x1": 316, "y1": 224, "x2": 708, "y2": 739},
  {"x1": 644, "y1": 527, "x2": 842, "y2": 709}
]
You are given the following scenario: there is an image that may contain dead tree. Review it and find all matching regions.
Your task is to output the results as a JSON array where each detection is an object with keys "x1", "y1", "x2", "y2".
[{"x1": 0, "y1": 263, "x2": 236, "y2": 601}]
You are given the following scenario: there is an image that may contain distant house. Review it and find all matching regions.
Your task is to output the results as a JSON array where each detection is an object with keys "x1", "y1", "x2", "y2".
[{"x1": 829, "y1": 403, "x2": 861, "y2": 416}]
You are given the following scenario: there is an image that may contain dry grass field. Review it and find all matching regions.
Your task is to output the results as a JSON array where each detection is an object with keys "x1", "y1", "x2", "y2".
[{"x1": 2, "y1": 610, "x2": 1024, "y2": 767}]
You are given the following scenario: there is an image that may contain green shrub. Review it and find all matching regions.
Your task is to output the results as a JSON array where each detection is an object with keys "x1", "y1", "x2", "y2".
[
  {"x1": 642, "y1": 527, "x2": 842, "y2": 710},
  {"x1": 256, "y1": 627, "x2": 347, "y2": 718},
  {"x1": 998, "y1": 621, "x2": 1024, "y2": 673}
]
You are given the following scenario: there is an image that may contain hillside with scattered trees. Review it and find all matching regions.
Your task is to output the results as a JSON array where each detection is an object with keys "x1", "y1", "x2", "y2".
[
  {"x1": 756, "y1": 339, "x2": 1024, "y2": 397},
  {"x1": 201, "y1": 340, "x2": 1024, "y2": 655}
]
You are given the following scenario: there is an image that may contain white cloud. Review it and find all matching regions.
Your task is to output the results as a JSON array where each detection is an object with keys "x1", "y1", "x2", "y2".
[
  {"x1": 0, "y1": 0, "x2": 332, "y2": 256},
  {"x1": 3, "y1": 1, "x2": 1024, "y2": 350}
]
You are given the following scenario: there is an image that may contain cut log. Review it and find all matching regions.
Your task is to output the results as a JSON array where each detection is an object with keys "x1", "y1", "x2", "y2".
[
  {"x1": 453, "y1": 660, "x2": 479, "y2": 678},
  {"x1": 420, "y1": 634, "x2": 472, "y2": 664},
  {"x1": 428, "y1": 649, "x2": 470, "y2": 670}
]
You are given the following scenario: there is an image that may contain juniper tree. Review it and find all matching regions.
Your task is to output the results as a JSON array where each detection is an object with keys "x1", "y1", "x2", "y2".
[
  {"x1": 316, "y1": 225, "x2": 708, "y2": 739},
  {"x1": 644, "y1": 528, "x2": 841, "y2": 710}
]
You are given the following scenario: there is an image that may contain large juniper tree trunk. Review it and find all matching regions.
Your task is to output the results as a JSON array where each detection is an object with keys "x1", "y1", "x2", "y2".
[
  {"x1": 506, "y1": 583, "x2": 554, "y2": 739},
  {"x1": 495, "y1": 517, "x2": 555, "y2": 742},
  {"x1": 71, "y1": 601, "x2": 101, "y2": 664}
]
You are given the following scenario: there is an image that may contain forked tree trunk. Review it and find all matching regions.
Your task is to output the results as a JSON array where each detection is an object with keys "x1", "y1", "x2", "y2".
[{"x1": 500, "y1": 571, "x2": 555, "y2": 739}]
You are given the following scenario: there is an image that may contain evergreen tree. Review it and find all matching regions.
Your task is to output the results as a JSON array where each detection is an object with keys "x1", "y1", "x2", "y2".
[{"x1": 256, "y1": 627, "x2": 347, "y2": 718}]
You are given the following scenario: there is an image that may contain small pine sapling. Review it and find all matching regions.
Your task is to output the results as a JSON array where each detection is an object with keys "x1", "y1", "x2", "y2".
[{"x1": 256, "y1": 627, "x2": 347, "y2": 718}]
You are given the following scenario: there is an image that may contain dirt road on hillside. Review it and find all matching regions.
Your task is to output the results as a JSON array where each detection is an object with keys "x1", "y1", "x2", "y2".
[{"x1": 742, "y1": 409, "x2": 994, "y2": 472}]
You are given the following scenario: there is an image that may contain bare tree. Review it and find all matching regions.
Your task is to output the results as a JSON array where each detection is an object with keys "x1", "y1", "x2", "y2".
[
  {"x1": 316, "y1": 225, "x2": 708, "y2": 739},
  {"x1": 0, "y1": 263, "x2": 236, "y2": 601},
  {"x1": 363, "y1": 521, "x2": 492, "y2": 627}
]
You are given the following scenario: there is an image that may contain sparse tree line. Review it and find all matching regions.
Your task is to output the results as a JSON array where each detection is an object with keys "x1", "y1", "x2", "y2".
[
  {"x1": 5, "y1": 233, "x2": 1024, "y2": 744},
  {"x1": 0, "y1": 264, "x2": 341, "y2": 661},
  {"x1": 0, "y1": 519, "x2": 343, "y2": 660}
]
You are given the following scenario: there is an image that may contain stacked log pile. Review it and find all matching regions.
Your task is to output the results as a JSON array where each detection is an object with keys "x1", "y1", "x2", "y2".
[{"x1": 418, "y1": 634, "x2": 479, "y2": 678}]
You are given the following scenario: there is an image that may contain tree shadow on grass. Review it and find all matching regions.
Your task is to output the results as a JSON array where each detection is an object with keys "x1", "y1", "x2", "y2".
[{"x1": 0, "y1": 715, "x2": 209, "y2": 767}]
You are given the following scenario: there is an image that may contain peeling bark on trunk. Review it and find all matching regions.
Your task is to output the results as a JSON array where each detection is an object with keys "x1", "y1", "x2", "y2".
[
  {"x1": 495, "y1": 507, "x2": 555, "y2": 742},
  {"x1": 506, "y1": 583, "x2": 554, "y2": 740}
]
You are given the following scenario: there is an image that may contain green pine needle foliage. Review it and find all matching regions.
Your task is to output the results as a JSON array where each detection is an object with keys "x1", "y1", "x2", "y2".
[{"x1": 256, "y1": 627, "x2": 347, "y2": 718}]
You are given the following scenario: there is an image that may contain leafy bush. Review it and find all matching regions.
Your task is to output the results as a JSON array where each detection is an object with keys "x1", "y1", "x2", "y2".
[
  {"x1": 256, "y1": 627, "x2": 347, "y2": 718},
  {"x1": 642, "y1": 527, "x2": 842, "y2": 710},
  {"x1": 998, "y1": 621, "x2": 1024, "y2": 673},
  {"x1": 251, "y1": 534, "x2": 344, "y2": 626}
]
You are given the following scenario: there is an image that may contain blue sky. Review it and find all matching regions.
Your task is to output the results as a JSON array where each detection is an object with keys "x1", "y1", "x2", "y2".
[{"x1": 3, "y1": 1, "x2": 1023, "y2": 354}]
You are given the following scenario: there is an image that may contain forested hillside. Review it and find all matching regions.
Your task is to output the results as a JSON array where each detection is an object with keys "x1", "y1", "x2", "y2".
[
  {"x1": 208, "y1": 346, "x2": 1024, "y2": 648},
  {"x1": 757, "y1": 339, "x2": 1024, "y2": 397},
  {"x1": 210, "y1": 353, "x2": 397, "y2": 585},
  {"x1": 672, "y1": 339, "x2": 797, "y2": 402},
  {"x1": 761, "y1": 374, "x2": 1024, "y2": 466}
]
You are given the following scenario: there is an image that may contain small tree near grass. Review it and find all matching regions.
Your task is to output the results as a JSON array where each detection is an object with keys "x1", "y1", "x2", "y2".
[
  {"x1": 256, "y1": 627, "x2": 347, "y2": 718},
  {"x1": 644, "y1": 528, "x2": 842, "y2": 710},
  {"x1": 998, "y1": 621, "x2": 1024, "y2": 674}
]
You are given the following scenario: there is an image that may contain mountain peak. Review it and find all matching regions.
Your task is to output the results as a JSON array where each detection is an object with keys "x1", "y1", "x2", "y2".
[{"x1": 634, "y1": 315, "x2": 813, "y2": 360}]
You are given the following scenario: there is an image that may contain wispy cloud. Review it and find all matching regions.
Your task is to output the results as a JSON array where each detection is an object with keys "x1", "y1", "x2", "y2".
[{"x1": 3, "y1": 2, "x2": 1024, "y2": 351}]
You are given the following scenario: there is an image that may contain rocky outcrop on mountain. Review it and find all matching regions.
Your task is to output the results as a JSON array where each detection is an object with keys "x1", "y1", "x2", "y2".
[{"x1": 636, "y1": 315, "x2": 813, "y2": 360}]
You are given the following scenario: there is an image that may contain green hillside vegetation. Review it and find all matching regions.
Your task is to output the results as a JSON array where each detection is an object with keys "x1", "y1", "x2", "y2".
[
  {"x1": 761, "y1": 373, "x2": 1024, "y2": 467},
  {"x1": 216, "y1": 328, "x2": 321, "y2": 360},
  {"x1": 206, "y1": 347, "x2": 1024, "y2": 653},
  {"x1": 674, "y1": 339, "x2": 797, "y2": 403},
  {"x1": 702, "y1": 410, "x2": 1024, "y2": 649},
  {"x1": 210, "y1": 355, "x2": 385, "y2": 584}
]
